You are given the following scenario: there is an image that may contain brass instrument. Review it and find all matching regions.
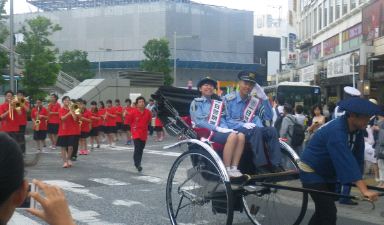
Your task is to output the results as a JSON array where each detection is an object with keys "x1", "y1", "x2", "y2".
[
  {"x1": 12, "y1": 96, "x2": 26, "y2": 112},
  {"x1": 69, "y1": 102, "x2": 82, "y2": 115},
  {"x1": 35, "y1": 106, "x2": 41, "y2": 131}
]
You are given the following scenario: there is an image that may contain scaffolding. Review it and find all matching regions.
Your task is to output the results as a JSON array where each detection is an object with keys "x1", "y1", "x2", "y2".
[{"x1": 27, "y1": 0, "x2": 191, "y2": 11}]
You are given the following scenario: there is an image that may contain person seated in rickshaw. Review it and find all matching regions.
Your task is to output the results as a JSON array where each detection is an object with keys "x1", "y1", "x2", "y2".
[
  {"x1": 224, "y1": 71, "x2": 283, "y2": 173},
  {"x1": 190, "y1": 77, "x2": 245, "y2": 178}
]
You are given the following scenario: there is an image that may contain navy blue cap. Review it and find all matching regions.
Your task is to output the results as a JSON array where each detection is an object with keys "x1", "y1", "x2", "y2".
[
  {"x1": 338, "y1": 97, "x2": 384, "y2": 116},
  {"x1": 197, "y1": 77, "x2": 217, "y2": 89},
  {"x1": 237, "y1": 71, "x2": 257, "y2": 83}
]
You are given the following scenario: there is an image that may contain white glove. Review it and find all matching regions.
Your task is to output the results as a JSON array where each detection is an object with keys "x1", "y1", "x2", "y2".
[
  {"x1": 252, "y1": 83, "x2": 268, "y2": 100},
  {"x1": 243, "y1": 122, "x2": 256, "y2": 129},
  {"x1": 215, "y1": 127, "x2": 237, "y2": 133}
]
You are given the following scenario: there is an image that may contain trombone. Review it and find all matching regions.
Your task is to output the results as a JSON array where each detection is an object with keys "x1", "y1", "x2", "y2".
[{"x1": 69, "y1": 102, "x2": 82, "y2": 115}]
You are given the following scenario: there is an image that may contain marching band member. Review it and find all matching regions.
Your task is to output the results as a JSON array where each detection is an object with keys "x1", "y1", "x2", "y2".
[
  {"x1": 16, "y1": 90, "x2": 30, "y2": 135},
  {"x1": 57, "y1": 96, "x2": 79, "y2": 168},
  {"x1": 190, "y1": 77, "x2": 245, "y2": 178},
  {"x1": 123, "y1": 98, "x2": 134, "y2": 145},
  {"x1": 89, "y1": 101, "x2": 101, "y2": 149},
  {"x1": 104, "y1": 99, "x2": 117, "y2": 147},
  {"x1": 98, "y1": 101, "x2": 107, "y2": 142},
  {"x1": 70, "y1": 99, "x2": 82, "y2": 160},
  {"x1": 78, "y1": 99, "x2": 92, "y2": 155},
  {"x1": 31, "y1": 99, "x2": 48, "y2": 151},
  {"x1": 47, "y1": 93, "x2": 61, "y2": 149},
  {"x1": 130, "y1": 96, "x2": 152, "y2": 172},
  {"x1": 114, "y1": 99, "x2": 124, "y2": 141},
  {"x1": 0, "y1": 90, "x2": 24, "y2": 153}
]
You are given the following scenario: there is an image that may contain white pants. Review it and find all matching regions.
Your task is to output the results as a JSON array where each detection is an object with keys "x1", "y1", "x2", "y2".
[{"x1": 378, "y1": 159, "x2": 384, "y2": 182}]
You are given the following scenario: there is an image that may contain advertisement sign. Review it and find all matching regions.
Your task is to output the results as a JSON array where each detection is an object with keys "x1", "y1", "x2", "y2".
[
  {"x1": 327, "y1": 52, "x2": 359, "y2": 78},
  {"x1": 342, "y1": 23, "x2": 362, "y2": 42},
  {"x1": 323, "y1": 34, "x2": 340, "y2": 56},
  {"x1": 362, "y1": 0, "x2": 384, "y2": 41},
  {"x1": 299, "y1": 65, "x2": 315, "y2": 82},
  {"x1": 299, "y1": 50, "x2": 309, "y2": 65},
  {"x1": 310, "y1": 44, "x2": 321, "y2": 61},
  {"x1": 289, "y1": 33, "x2": 297, "y2": 52}
]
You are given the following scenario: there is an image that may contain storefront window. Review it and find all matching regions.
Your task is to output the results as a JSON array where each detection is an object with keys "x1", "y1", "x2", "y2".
[
  {"x1": 351, "y1": 0, "x2": 356, "y2": 9},
  {"x1": 324, "y1": 0, "x2": 328, "y2": 27},
  {"x1": 335, "y1": 0, "x2": 341, "y2": 19}
]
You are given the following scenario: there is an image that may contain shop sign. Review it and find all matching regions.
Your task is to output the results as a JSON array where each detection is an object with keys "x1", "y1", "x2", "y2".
[
  {"x1": 327, "y1": 52, "x2": 359, "y2": 78},
  {"x1": 299, "y1": 65, "x2": 315, "y2": 82},
  {"x1": 362, "y1": 0, "x2": 384, "y2": 41},
  {"x1": 323, "y1": 34, "x2": 340, "y2": 56},
  {"x1": 342, "y1": 23, "x2": 362, "y2": 42},
  {"x1": 310, "y1": 44, "x2": 321, "y2": 61}
]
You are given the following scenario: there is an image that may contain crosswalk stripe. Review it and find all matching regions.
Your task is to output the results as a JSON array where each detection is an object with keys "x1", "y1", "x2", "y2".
[
  {"x1": 112, "y1": 200, "x2": 144, "y2": 207},
  {"x1": 134, "y1": 175, "x2": 162, "y2": 184},
  {"x1": 44, "y1": 180, "x2": 102, "y2": 200},
  {"x1": 8, "y1": 212, "x2": 41, "y2": 225},
  {"x1": 70, "y1": 206, "x2": 124, "y2": 225},
  {"x1": 90, "y1": 178, "x2": 129, "y2": 186}
]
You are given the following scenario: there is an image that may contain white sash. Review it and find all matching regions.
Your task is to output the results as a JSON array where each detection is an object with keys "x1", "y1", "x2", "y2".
[
  {"x1": 207, "y1": 100, "x2": 224, "y2": 126},
  {"x1": 243, "y1": 97, "x2": 261, "y2": 123}
]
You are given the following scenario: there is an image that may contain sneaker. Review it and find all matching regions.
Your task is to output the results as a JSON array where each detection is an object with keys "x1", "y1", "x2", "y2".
[
  {"x1": 126, "y1": 140, "x2": 131, "y2": 145},
  {"x1": 136, "y1": 166, "x2": 143, "y2": 172},
  {"x1": 84, "y1": 150, "x2": 89, "y2": 155},
  {"x1": 96, "y1": 144, "x2": 100, "y2": 148},
  {"x1": 230, "y1": 169, "x2": 243, "y2": 177},
  {"x1": 79, "y1": 150, "x2": 84, "y2": 155}
]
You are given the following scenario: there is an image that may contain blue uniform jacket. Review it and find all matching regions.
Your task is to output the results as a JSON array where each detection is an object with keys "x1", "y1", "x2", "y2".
[
  {"x1": 300, "y1": 115, "x2": 365, "y2": 184},
  {"x1": 224, "y1": 92, "x2": 273, "y2": 130},
  {"x1": 190, "y1": 96, "x2": 229, "y2": 131}
]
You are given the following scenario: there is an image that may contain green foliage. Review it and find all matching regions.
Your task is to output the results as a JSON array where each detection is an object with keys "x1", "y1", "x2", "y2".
[
  {"x1": 0, "y1": 0, "x2": 9, "y2": 73},
  {"x1": 59, "y1": 50, "x2": 94, "y2": 81},
  {"x1": 140, "y1": 38, "x2": 172, "y2": 85},
  {"x1": 16, "y1": 16, "x2": 62, "y2": 99}
]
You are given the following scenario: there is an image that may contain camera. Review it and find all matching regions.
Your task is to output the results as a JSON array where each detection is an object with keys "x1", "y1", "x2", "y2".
[{"x1": 18, "y1": 183, "x2": 38, "y2": 209}]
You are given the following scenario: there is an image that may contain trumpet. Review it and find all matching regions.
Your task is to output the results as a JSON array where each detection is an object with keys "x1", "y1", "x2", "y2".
[
  {"x1": 12, "y1": 96, "x2": 26, "y2": 112},
  {"x1": 69, "y1": 102, "x2": 82, "y2": 115}
]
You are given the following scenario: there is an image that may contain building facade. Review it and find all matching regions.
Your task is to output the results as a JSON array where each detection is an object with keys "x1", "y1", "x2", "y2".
[{"x1": 16, "y1": 0, "x2": 263, "y2": 87}]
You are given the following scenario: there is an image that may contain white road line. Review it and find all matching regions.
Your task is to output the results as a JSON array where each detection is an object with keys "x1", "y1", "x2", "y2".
[
  {"x1": 112, "y1": 200, "x2": 144, "y2": 207},
  {"x1": 90, "y1": 178, "x2": 129, "y2": 186},
  {"x1": 44, "y1": 180, "x2": 102, "y2": 200},
  {"x1": 134, "y1": 175, "x2": 162, "y2": 184},
  {"x1": 70, "y1": 206, "x2": 124, "y2": 225},
  {"x1": 93, "y1": 144, "x2": 182, "y2": 157},
  {"x1": 8, "y1": 212, "x2": 41, "y2": 225}
]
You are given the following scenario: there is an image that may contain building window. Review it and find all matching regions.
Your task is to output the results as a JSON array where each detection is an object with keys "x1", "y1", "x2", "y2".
[
  {"x1": 336, "y1": 0, "x2": 341, "y2": 19},
  {"x1": 342, "y1": 0, "x2": 348, "y2": 15},
  {"x1": 318, "y1": 5, "x2": 322, "y2": 30},
  {"x1": 314, "y1": 8, "x2": 318, "y2": 33},
  {"x1": 329, "y1": 0, "x2": 333, "y2": 23},
  {"x1": 351, "y1": 0, "x2": 356, "y2": 9},
  {"x1": 324, "y1": 0, "x2": 328, "y2": 27}
]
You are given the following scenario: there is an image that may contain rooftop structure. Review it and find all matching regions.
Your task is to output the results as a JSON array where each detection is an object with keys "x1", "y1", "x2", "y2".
[{"x1": 27, "y1": 0, "x2": 190, "y2": 11}]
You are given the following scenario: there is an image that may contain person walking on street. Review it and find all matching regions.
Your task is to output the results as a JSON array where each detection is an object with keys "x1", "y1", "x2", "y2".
[
  {"x1": 47, "y1": 93, "x2": 61, "y2": 149},
  {"x1": 31, "y1": 99, "x2": 48, "y2": 151},
  {"x1": 123, "y1": 98, "x2": 134, "y2": 145},
  {"x1": 131, "y1": 97, "x2": 152, "y2": 172},
  {"x1": 299, "y1": 97, "x2": 383, "y2": 225},
  {"x1": 374, "y1": 105, "x2": 384, "y2": 188}
]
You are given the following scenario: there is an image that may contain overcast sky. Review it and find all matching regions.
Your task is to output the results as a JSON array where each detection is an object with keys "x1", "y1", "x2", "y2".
[{"x1": 5, "y1": 0, "x2": 286, "y2": 17}]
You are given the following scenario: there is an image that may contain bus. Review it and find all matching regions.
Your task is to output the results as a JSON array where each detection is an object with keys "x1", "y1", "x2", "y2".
[{"x1": 263, "y1": 82, "x2": 321, "y2": 115}]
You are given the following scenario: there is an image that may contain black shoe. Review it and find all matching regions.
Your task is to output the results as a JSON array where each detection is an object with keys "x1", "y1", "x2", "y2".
[
  {"x1": 339, "y1": 200, "x2": 358, "y2": 205},
  {"x1": 136, "y1": 166, "x2": 143, "y2": 172}
]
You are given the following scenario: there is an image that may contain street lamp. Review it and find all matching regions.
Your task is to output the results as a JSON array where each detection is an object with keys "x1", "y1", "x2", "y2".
[
  {"x1": 173, "y1": 32, "x2": 198, "y2": 87},
  {"x1": 350, "y1": 52, "x2": 359, "y2": 88}
]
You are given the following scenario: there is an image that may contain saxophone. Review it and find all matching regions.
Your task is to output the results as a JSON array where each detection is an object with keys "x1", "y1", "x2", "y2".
[{"x1": 35, "y1": 106, "x2": 41, "y2": 131}]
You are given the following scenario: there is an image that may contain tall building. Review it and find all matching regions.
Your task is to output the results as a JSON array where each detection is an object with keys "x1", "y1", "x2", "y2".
[
  {"x1": 296, "y1": 0, "x2": 373, "y2": 103},
  {"x1": 15, "y1": 0, "x2": 263, "y2": 86}
]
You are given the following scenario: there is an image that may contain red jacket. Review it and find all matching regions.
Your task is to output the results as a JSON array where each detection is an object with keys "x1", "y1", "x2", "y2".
[{"x1": 131, "y1": 108, "x2": 152, "y2": 141}]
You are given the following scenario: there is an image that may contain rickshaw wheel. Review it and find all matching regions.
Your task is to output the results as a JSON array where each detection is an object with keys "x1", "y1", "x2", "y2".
[
  {"x1": 166, "y1": 146, "x2": 234, "y2": 225},
  {"x1": 241, "y1": 149, "x2": 308, "y2": 225}
]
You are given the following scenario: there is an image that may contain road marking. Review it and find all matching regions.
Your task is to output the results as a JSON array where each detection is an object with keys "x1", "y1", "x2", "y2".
[
  {"x1": 134, "y1": 175, "x2": 162, "y2": 184},
  {"x1": 112, "y1": 200, "x2": 144, "y2": 207},
  {"x1": 45, "y1": 180, "x2": 102, "y2": 200},
  {"x1": 90, "y1": 178, "x2": 129, "y2": 186},
  {"x1": 93, "y1": 144, "x2": 182, "y2": 157},
  {"x1": 8, "y1": 212, "x2": 41, "y2": 225},
  {"x1": 70, "y1": 206, "x2": 124, "y2": 225}
]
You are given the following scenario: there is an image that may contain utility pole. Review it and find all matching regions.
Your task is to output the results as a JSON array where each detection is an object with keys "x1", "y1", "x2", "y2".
[{"x1": 9, "y1": 0, "x2": 15, "y2": 92}]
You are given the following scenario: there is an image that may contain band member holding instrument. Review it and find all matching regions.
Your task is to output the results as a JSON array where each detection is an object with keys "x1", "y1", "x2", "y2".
[
  {"x1": 78, "y1": 99, "x2": 92, "y2": 155},
  {"x1": 114, "y1": 99, "x2": 124, "y2": 141},
  {"x1": 104, "y1": 99, "x2": 117, "y2": 147},
  {"x1": 57, "y1": 96, "x2": 79, "y2": 168},
  {"x1": 31, "y1": 99, "x2": 48, "y2": 151},
  {"x1": 0, "y1": 90, "x2": 24, "y2": 153},
  {"x1": 98, "y1": 101, "x2": 107, "y2": 142},
  {"x1": 15, "y1": 90, "x2": 30, "y2": 135},
  {"x1": 123, "y1": 98, "x2": 134, "y2": 145},
  {"x1": 70, "y1": 99, "x2": 82, "y2": 160},
  {"x1": 47, "y1": 93, "x2": 61, "y2": 149},
  {"x1": 89, "y1": 101, "x2": 101, "y2": 149}
]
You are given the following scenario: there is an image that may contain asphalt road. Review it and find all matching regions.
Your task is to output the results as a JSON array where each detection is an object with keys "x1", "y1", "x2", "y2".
[{"x1": 8, "y1": 135, "x2": 384, "y2": 225}]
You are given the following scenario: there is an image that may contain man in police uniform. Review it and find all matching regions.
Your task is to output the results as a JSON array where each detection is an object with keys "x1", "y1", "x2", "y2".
[
  {"x1": 299, "y1": 97, "x2": 382, "y2": 225},
  {"x1": 224, "y1": 71, "x2": 282, "y2": 172},
  {"x1": 190, "y1": 77, "x2": 245, "y2": 178}
]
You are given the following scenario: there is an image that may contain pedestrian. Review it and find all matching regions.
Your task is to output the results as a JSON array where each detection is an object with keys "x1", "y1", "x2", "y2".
[
  {"x1": 98, "y1": 101, "x2": 107, "y2": 143},
  {"x1": 114, "y1": 99, "x2": 124, "y2": 142},
  {"x1": 374, "y1": 105, "x2": 384, "y2": 188},
  {"x1": 123, "y1": 98, "x2": 134, "y2": 145},
  {"x1": 306, "y1": 104, "x2": 325, "y2": 136},
  {"x1": 191, "y1": 77, "x2": 245, "y2": 178},
  {"x1": 279, "y1": 103, "x2": 296, "y2": 146},
  {"x1": 294, "y1": 104, "x2": 307, "y2": 127},
  {"x1": 299, "y1": 97, "x2": 382, "y2": 225},
  {"x1": 31, "y1": 99, "x2": 48, "y2": 151},
  {"x1": 131, "y1": 96, "x2": 152, "y2": 172},
  {"x1": 146, "y1": 99, "x2": 155, "y2": 136},
  {"x1": 89, "y1": 101, "x2": 101, "y2": 149},
  {"x1": 104, "y1": 99, "x2": 117, "y2": 147},
  {"x1": 78, "y1": 99, "x2": 92, "y2": 155},
  {"x1": 47, "y1": 93, "x2": 61, "y2": 149},
  {"x1": 15, "y1": 90, "x2": 30, "y2": 135},
  {"x1": 57, "y1": 96, "x2": 79, "y2": 168},
  {"x1": 224, "y1": 71, "x2": 283, "y2": 173}
]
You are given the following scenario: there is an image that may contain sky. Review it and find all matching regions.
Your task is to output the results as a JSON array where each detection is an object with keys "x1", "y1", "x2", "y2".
[{"x1": 5, "y1": 0, "x2": 286, "y2": 17}]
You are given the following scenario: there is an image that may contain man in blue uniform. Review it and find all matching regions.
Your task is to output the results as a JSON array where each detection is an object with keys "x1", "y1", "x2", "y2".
[
  {"x1": 299, "y1": 97, "x2": 382, "y2": 225},
  {"x1": 190, "y1": 77, "x2": 245, "y2": 178},
  {"x1": 224, "y1": 71, "x2": 282, "y2": 172}
]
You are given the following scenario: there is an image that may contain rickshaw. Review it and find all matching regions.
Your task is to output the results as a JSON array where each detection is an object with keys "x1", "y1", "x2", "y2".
[{"x1": 151, "y1": 86, "x2": 382, "y2": 225}]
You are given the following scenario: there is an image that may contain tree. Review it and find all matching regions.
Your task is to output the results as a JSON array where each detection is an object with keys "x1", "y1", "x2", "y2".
[
  {"x1": 16, "y1": 16, "x2": 61, "y2": 99},
  {"x1": 0, "y1": 0, "x2": 8, "y2": 85},
  {"x1": 59, "y1": 50, "x2": 94, "y2": 81},
  {"x1": 140, "y1": 38, "x2": 172, "y2": 85}
]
